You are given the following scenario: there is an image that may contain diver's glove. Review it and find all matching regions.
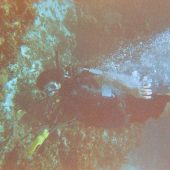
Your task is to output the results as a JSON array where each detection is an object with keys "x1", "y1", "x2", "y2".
[{"x1": 138, "y1": 83, "x2": 152, "y2": 99}]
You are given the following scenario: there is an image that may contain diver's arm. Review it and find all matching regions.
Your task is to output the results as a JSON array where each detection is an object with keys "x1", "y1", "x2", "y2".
[
  {"x1": 108, "y1": 79, "x2": 154, "y2": 99},
  {"x1": 80, "y1": 67, "x2": 152, "y2": 99},
  {"x1": 109, "y1": 79, "x2": 153, "y2": 99},
  {"x1": 105, "y1": 78, "x2": 140, "y2": 97}
]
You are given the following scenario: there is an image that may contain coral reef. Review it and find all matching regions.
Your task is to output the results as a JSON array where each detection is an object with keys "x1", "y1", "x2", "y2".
[
  {"x1": 0, "y1": 0, "x2": 38, "y2": 168},
  {"x1": 1, "y1": 122, "x2": 141, "y2": 170},
  {"x1": 0, "y1": 0, "x2": 39, "y2": 67}
]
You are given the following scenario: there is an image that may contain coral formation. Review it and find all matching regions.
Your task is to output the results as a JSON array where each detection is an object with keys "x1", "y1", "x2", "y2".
[
  {"x1": 27, "y1": 128, "x2": 49, "y2": 157},
  {"x1": 0, "y1": 0, "x2": 39, "y2": 67}
]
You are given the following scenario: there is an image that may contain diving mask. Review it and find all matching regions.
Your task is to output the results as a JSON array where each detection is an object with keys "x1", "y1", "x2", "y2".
[{"x1": 44, "y1": 81, "x2": 61, "y2": 96}]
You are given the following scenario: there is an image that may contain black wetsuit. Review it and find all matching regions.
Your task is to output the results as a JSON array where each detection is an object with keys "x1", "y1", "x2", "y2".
[{"x1": 37, "y1": 68, "x2": 170, "y2": 128}]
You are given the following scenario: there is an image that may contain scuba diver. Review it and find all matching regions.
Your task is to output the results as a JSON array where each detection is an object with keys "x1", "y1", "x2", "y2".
[{"x1": 36, "y1": 52, "x2": 170, "y2": 128}]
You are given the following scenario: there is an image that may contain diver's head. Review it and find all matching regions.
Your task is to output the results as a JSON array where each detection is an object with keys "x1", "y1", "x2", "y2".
[
  {"x1": 44, "y1": 81, "x2": 61, "y2": 96},
  {"x1": 36, "y1": 68, "x2": 63, "y2": 96}
]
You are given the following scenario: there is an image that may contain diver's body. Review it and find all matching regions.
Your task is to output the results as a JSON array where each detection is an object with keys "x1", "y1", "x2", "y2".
[
  {"x1": 36, "y1": 54, "x2": 170, "y2": 128},
  {"x1": 58, "y1": 69, "x2": 170, "y2": 127},
  {"x1": 57, "y1": 69, "x2": 126, "y2": 128}
]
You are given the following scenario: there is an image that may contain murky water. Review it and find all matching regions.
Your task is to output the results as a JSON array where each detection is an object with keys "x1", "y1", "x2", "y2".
[
  {"x1": 74, "y1": 0, "x2": 170, "y2": 62},
  {"x1": 1, "y1": 0, "x2": 170, "y2": 170}
]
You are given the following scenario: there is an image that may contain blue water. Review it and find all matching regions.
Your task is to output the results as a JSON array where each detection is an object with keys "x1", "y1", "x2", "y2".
[{"x1": 100, "y1": 30, "x2": 170, "y2": 95}]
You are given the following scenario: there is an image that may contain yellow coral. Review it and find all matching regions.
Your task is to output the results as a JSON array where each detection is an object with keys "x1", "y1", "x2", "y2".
[{"x1": 27, "y1": 129, "x2": 49, "y2": 156}]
